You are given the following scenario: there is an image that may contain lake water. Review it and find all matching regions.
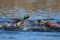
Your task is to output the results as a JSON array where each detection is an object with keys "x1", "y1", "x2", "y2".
[
  {"x1": 0, "y1": 9, "x2": 60, "y2": 40},
  {"x1": 0, "y1": 30, "x2": 60, "y2": 40},
  {"x1": 0, "y1": 0, "x2": 60, "y2": 40}
]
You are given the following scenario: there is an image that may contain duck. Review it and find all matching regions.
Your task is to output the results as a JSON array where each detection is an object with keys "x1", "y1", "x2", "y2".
[
  {"x1": 3, "y1": 15, "x2": 30, "y2": 31},
  {"x1": 36, "y1": 19, "x2": 60, "y2": 28},
  {"x1": 31, "y1": 19, "x2": 60, "y2": 31}
]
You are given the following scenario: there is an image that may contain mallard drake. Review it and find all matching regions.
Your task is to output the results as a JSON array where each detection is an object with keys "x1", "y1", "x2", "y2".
[
  {"x1": 24, "y1": 15, "x2": 30, "y2": 20},
  {"x1": 36, "y1": 19, "x2": 46, "y2": 24}
]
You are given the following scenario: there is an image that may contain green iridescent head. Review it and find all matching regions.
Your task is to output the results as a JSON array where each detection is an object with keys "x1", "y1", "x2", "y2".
[
  {"x1": 37, "y1": 19, "x2": 46, "y2": 23},
  {"x1": 24, "y1": 15, "x2": 30, "y2": 20}
]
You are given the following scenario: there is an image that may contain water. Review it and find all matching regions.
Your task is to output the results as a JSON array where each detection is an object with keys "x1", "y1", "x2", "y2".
[
  {"x1": 0, "y1": 30, "x2": 60, "y2": 40},
  {"x1": 0, "y1": 0, "x2": 60, "y2": 40},
  {"x1": 0, "y1": 12, "x2": 60, "y2": 40},
  {"x1": 0, "y1": 10, "x2": 60, "y2": 40},
  {"x1": 0, "y1": 16, "x2": 60, "y2": 40},
  {"x1": 0, "y1": 5, "x2": 60, "y2": 40}
]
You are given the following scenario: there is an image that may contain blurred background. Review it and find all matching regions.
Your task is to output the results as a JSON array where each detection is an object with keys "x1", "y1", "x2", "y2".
[{"x1": 0, "y1": 0, "x2": 60, "y2": 19}]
